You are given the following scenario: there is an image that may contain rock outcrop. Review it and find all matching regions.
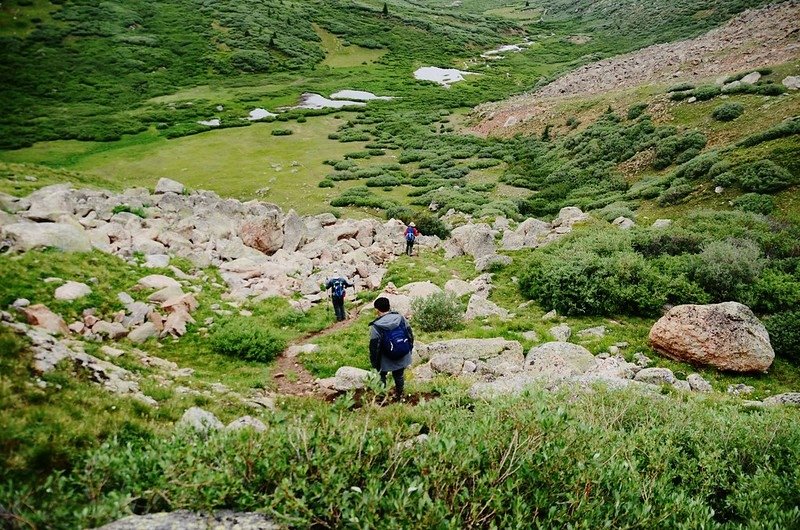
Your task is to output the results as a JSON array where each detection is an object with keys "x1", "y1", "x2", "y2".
[{"x1": 649, "y1": 302, "x2": 774, "y2": 372}]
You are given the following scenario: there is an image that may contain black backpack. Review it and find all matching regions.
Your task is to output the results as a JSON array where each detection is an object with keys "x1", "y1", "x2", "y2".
[
  {"x1": 379, "y1": 323, "x2": 412, "y2": 360},
  {"x1": 331, "y1": 279, "x2": 346, "y2": 298}
]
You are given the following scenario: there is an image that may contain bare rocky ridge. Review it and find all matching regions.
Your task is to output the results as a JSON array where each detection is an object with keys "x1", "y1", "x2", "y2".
[{"x1": 472, "y1": 1, "x2": 800, "y2": 136}]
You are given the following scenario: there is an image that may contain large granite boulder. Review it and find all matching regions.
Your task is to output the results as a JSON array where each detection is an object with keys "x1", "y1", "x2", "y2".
[
  {"x1": 239, "y1": 211, "x2": 284, "y2": 254},
  {"x1": 649, "y1": 302, "x2": 774, "y2": 373},
  {"x1": 21, "y1": 304, "x2": 69, "y2": 334},
  {"x1": 524, "y1": 342, "x2": 597, "y2": 379},
  {"x1": 3, "y1": 222, "x2": 92, "y2": 252}
]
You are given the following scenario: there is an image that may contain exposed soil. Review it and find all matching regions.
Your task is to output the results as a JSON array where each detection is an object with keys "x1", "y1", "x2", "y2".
[
  {"x1": 323, "y1": 389, "x2": 441, "y2": 409},
  {"x1": 472, "y1": 1, "x2": 800, "y2": 136}
]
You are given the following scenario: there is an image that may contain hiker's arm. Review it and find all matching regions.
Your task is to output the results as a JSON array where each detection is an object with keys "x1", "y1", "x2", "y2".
[
  {"x1": 369, "y1": 326, "x2": 381, "y2": 370},
  {"x1": 405, "y1": 319, "x2": 414, "y2": 348}
]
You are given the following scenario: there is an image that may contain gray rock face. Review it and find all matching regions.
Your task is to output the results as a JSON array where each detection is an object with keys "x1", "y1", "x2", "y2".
[
  {"x1": 3, "y1": 222, "x2": 92, "y2": 252},
  {"x1": 465, "y1": 295, "x2": 509, "y2": 320},
  {"x1": 415, "y1": 338, "x2": 524, "y2": 379},
  {"x1": 612, "y1": 216, "x2": 635, "y2": 230},
  {"x1": 54, "y1": 281, "x2": 92, "y2": 301},
  {"x1": 468, "y1": 373, "x2": 541, "y2": 399},
  {"x1": 138, "y1": 274, "x2": 181, "y2": 290},
  {"x1": 649, "y1": 302, "x2": 774, "y2": 373},
  {"x1": 95, "y1": 510, "x2": 279, "y2": 530},
  {"x1": 445, "y1": 224, "x2": 495, "y2": 260},
  {"x1": 176, "y1": 407, "x2": 223, "y2": 432},
  {"x1": 727, "y1": 383, "x2": 755, "y2": 396},
  {"x1": 524, "y1": 342, "x2": 597, "y2": 379},
  {"x1": 444, "y1": 279, "x2": 476, "y2": 298},
  {"x1": 474, "y1": 254, "x2": 512, "y2": 272},
  {"x1": 763, "y1": 393, "x2": 800, "y2": 406},
  {"x1": 281, "y1": 209, "x2": 306, "y2": 252},
  {"x1": 549, "y1": 324, "x2": 571, "y2": 342},
  {"x1": 783, "y1": 76, "x2": 800, "y2": 90},
  {"x1": 399, "y1": 281, "x2": 442, "y2": 300},
  {"x1": 633, "y1": 367, "x2": 676, "y2": 386},
  {"x1": 332, "y1": 366, "x2": 371, "y2": 391},
  {"x1": 687, "y1": 373, "x2": 713, "y2": 392},
  {"x1": 154, "y1": 178, "x2": 185, "y2": 194},
  {"x1": 652, "y1": 219, "x2": 672, "y2": 229},
  {"x1": 226, "y1": 416, "x2": 267, "y2": 432}
]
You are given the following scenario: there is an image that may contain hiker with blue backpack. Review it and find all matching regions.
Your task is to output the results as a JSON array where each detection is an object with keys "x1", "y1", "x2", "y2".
[
  {"x1": 404, "y1": 222, "x2": 420, "y2": 256},
  {"x1": 323, "y1": 272, "x2": 353, "y2": 322},
  {"x1": 369, "y1": 296, "x2": 414, "y2": 400}
]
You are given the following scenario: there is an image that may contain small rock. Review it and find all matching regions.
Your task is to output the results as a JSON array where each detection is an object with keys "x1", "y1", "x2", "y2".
[
  {"x1": 143, "y1": 254, "x2": 170, "y2": 268},
  {"x1": 138, "y1": 274, "x2": 181, "y2": 290},
  {"x1": 633, "y1": 352, "x2": 652, "y2": 368},
  {"x1": 763, "y1": 393, "x2": 800, "y2": 406},
  {"x1": 727, "y1": 383, "x2": 755, "y2": 396},
  {"x1": 333, "y1": 366, "x2": 371, "y2": 391},
  {"x1": 541, "y1": 309, "x2": 558, "y2": 321},
  {"x1": 54, "y1": 281, "x2": 92, "y2": 301},
  {"x1": 651, "y1": 219, "x2": 672, "y2": 229},
  {"x1": 93, "y1": 321, "x2": 128, "y2": 340},
  {"x1": 549, "y1": 324, "x2": 571, "y2": 342},
  {"x1": 68, "y1": 321, "x2": 85, "y2": 334},
  {"x1": 128, "y1": 322, "x2": 158, "y2": 344},
  {"x1": 782, "y1": 76, "x2": 800, "y2": 90},
  {"x1": 176, "y1": 407, "x2": 223, "y2": 433},
  {"x1": 12, "y1": 298, "x2": 30, "y2": 308},
  {"x1": 100, "y1": 346, "x2": 125, "y2": 358},
  {"x1": 578, "y1": 326, "x2": 605, "y2": 338},
  {"x1": 687, "y1": 373, "x2": 712, "y2": 392},
  {"x1": 21, "y1": 304, "x2": 68, "y2": 334},
  {"x1": 633, "y1": 367, "x2": 676, "y2": 386},
  {"x1": 117, "y1": 292, "x2": 135, "y2": 305},
  {"x1": 226, "y1": 416, "x2": 267, "y2": 432},
  {"x1": 154, "y1": 178, "x2": 185, "y2": 195},
  {"x1": 521, "y1": 330, "x2": 539, "y2": 342}
]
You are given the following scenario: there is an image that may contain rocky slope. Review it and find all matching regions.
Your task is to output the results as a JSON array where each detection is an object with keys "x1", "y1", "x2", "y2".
[{"x1": 472, "y1": 1, "x2": 800, "y2": 136}]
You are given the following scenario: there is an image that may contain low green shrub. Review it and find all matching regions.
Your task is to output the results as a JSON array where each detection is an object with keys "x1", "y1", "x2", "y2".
[
  {"x1": 693, "y1": 239, "x2": 764, "y2": 301},
  {"x1": 271, "y1": 129, "x2": 293, "y2": 136},
  {"x1": 210, "y1": 318, "x2": 285, "y2": 363},
  {"x1": 111, "y1": 204, "x2": 146, "y2": 218},
  {"x1": 627, "y1": 103, "x2": 648, "y2": 120},
  {"x1": 764, "y1": 311, "x2": 800, "y2": 363},
  {"x1": 318, "y1": 179, "x2": 334, "y2": 188},
  {"x1": 411, "y1": 291, "x2": 464, "y2": 332},
  {"x1": 733, "y1": 193, "x2": 774, "y2": 215},
  {"x1": 712, "y1": 102, "x2": 744, "y2": 122},
  {"x1": 736, "y1": 160, "x2": 793, "y2": 193}
]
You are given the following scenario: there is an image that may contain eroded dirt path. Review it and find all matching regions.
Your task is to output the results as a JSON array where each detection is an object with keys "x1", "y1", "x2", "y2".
[{"x1": 270, "y1": 308, "x2": 363, "y2": 397}]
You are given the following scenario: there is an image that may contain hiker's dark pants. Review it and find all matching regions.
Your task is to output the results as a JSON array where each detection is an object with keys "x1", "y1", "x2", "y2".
[
  {"x1": 332, "y1": 295, "x2": 346, "y2": 321},
  {"x1": 405, "y1": 240, "x2": 414, "y2": 256},
  {"x1": 380, "y1": 369, "x2": 405, "y2": 397}
]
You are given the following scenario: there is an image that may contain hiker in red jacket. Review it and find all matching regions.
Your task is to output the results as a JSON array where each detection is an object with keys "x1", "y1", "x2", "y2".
[{"x1": 404, "y1": 222, "x2": 420, "y2": 256}]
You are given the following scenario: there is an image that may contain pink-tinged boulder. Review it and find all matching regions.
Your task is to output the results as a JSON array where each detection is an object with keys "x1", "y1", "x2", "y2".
[
  {"x1": 239, "y1": 212, "x2": 284, "y2": 254},
  {"x1": 21, "y1": 304, "x2": 68, "y2": 334},
  {"x1": 649, "y1": 302, "x2": 774, "y2": 373}
]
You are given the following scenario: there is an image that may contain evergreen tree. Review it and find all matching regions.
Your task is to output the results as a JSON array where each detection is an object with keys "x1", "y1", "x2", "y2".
[{"x1": 382, "y1": 2, "x2": 389, "y2": 17}]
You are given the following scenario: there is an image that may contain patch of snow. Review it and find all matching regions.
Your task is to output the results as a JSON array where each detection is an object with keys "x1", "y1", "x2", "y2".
[
  {"x1": 197, "y1": 119, "x2": 220, "y2": 127},
  {"x1": 480, "y1": 40, "x2": 534, "y2": 59},
  {"x1": 329, "y1": 90, "x2": 394, "y2": 101},
  {"x1": 295, "y1": 93, "x2": 367, "y2": 109},
  {"x1": 247, "y1": 108, "x2": 276, "y2": 121},
  {"x1": 414, "y1": 67, "x2": 476, "y2": 87}
]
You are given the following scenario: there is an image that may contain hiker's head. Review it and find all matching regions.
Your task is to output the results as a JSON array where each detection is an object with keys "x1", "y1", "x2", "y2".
[
  {"x1": 409, "y1": 222, "x2": 415, "y2": 227},
  {"x1": 373, "y1": 297, "x2": 391, "y2": 314}
]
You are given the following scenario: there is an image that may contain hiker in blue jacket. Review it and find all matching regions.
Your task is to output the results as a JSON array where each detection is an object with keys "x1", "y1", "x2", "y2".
[
  {"x1": 404, "y1": 222, "x2": 419, "y2": 256},
  {"x1": 369, "y1": 297, "x2": 414, "y2": 400},
  {"x1": 324, "y1": 272, "x2": 353, "y2": 322}
]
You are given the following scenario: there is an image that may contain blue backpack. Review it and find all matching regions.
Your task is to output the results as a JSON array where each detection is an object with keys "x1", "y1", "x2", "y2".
[
  {"x1": 405, "y1": 227, "x2": 416, "y2": 242},
  {"x1": 381, "y1": 324, "x2": 412, "y2": 360},
  {"x1": 331, "y1": 278, "x2": 346, "y2": 298}
]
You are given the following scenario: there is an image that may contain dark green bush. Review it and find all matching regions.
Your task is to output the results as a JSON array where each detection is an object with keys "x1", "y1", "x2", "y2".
[
  {"x1": 271, "y1": 129, "x2": 293, "y2": 136},
  {"x1": 736, "y1": 160, "x2": 793, "y2": 193},
  {"x1": 763, "y1": 311, "x2": 800, "y2": 363},
  {"x1": 733, "y1": 193, "x2": 774, "y2": 215},
  {"x1": 627, "y1": 103, "x2": 648, "y2": 120},
  {"x1": 411, "y1": 292, "x2": 464, "y2": 332},
  {"x1": 712, "y1": 102, "x2": 744, "y2": 122},
  {"x1": 210, "y1": 318, "x2": 286, "y2": 363},
  {"x1": 318, "y1": 179, "x2": 334, "y2": 188},
  {"x1": 692, "y1": 85, "x2": 721, "y2": 101}
]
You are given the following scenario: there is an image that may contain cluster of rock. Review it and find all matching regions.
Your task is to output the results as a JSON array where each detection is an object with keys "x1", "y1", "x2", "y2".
[
  {"x1": 96, "y1": 510, "x2": 279, "y2": 530},
  {"x1": 472, "y1": 1, "x2": 800, "y2": 134},
  {"x1": 0, "y1": 178, "x2": 442, "y2": 309},
  {"x1": 439, "y1": 207, "x2": 590, "y2": 271},
  {"x1": 13, "y1": 273, "x2": 202, "y2": 344}
]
